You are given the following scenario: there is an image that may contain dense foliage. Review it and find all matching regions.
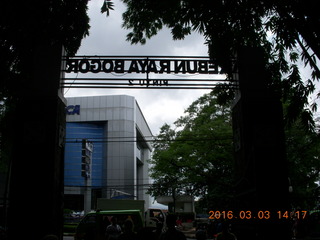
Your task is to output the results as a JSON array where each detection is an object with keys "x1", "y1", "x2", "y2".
[
  {"x1": 149, "y1": 92, "x2": 234, "y2": 209},
  {"x1": 120, "y1": 0, "x2": 320, "y2": 131},
  {"x1": 119, "y1": 2, "x2": 320, "y2": 209},
  {"x1": 149, "y1": 91, "x2": 320, "y2": 210},
  {"x1": 286, "y1": 118, "x2": 320, "y2": 209},
  {"x1": 0, "y1": 0, "x2": 91, "y2": 172},
  {"x1": 0, "y1": 0, "x2": 90, "y2": 96}
]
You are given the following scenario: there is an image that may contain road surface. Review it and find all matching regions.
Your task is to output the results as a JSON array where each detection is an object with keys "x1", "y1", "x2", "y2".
[{"x1": 63, "y1": 236, "x2": 196, "y2": 240}]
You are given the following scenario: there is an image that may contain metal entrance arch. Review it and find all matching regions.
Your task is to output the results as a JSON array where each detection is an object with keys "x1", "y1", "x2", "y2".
[
  {"x1": 62, "y1": 52, "x2": 290, "y2": 239},
  {"x1": 61, "y1": 55, "x2": 236, "y2": 90}
]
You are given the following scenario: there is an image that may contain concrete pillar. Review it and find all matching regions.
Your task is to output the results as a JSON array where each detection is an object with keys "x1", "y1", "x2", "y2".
[
  {"x1": 7, "y1": 43, "x2": 66, "y2": 240},
  {"x1": 232, "y1": 47, "x2": 291, "y2": 240},
  {"x1": 83, "y1": 186, "x2": 92, "y2": 214}
]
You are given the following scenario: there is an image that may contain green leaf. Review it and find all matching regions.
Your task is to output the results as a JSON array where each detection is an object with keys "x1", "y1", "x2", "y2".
[{"x1": 101, "y1": 0, "x2": 114, "y2": 16}]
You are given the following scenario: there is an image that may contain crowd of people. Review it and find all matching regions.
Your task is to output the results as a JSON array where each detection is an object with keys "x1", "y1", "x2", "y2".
[
  {"x1": 104, "y1": 214, "x2": 237, "y2": 240},
  {"x1": 105, "y1": 214, "x2": 186, "y2": 240}
]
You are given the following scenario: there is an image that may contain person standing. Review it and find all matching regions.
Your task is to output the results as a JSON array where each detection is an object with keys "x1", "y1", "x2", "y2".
[
  {"x1": 106, "y1": 217, "x2": 122, "y2": 240},
  {"x1": 118, "y1": 219, "x2": 138, "y2": 240},
  {"x1": 160, "y1": 214, "x2": 186, "y2": 240},
  {"x1": 215, "y1": 221, "x2": 236, "y2": 240}
]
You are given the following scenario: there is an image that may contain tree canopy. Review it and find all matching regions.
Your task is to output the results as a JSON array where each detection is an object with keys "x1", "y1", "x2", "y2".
[
  {"x1": 0, "y1": 0, "x2": 91, "y2": 172},
  {"x1": 120, "y1": 2, "x2": 320, "y2": 209},
  {"x1": 0, "y1": 0, "x2": 90, "y2": 98},
  {"x1": 150, "y1": 91, "x2": 320, "y2": 210},
  {"x1": 149, "y1": 92, "x2": 234, "y2": 209},
  {"x1": 286, "y1": 118, "x2": 320, "y2": 209},
  {"x1": 119, "y1": 0, "x2": 320, "y2": 131}
]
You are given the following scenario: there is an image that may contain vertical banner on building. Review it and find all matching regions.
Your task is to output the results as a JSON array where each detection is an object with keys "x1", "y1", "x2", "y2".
[
  {"x1": 82, "y1": 139, "x2": 93, "y2": 214},
  {"x1": 81, "y1": 139, "x2": 93, "y2": 179}
]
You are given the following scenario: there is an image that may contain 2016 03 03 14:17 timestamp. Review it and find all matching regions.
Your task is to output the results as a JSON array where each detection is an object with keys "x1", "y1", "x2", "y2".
[{"x1": 208, "y1": 210, "x2": 308, "y2": 220}]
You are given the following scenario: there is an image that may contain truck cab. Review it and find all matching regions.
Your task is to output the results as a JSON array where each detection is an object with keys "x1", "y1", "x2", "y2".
[
  {"x1": 145, "y1": 208, "x2": 166, "y2": 229},
  {"x1": 74, "y1": 209, "x2": 143, "y2": 240}
]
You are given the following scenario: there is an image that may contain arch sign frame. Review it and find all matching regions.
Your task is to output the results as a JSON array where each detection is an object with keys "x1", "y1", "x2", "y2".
[{"x1": 62, "y1": 55, "x2": 236, "y2": 89}]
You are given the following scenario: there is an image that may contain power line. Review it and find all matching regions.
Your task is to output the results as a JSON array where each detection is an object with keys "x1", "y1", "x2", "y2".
[
  {"x1": 64, "y1": 135, "x2": 233, "y2": 144},
  {"x1": 64, "y1": 182, "x2": 197, "y2": 189},
  {"x1": 64, "y1": 176, "x2": 153, "y2": 182}
]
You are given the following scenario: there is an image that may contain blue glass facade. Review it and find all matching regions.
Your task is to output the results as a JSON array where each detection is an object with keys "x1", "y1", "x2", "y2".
[
  {"x1": 64, "y1": 95, "x2": 152, "y2": 210},
  {"x1": 64, "y1": 122, "x2": 105, "y2": 187}
]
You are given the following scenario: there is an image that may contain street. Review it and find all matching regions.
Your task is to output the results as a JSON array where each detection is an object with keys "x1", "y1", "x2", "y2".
[
  {"x1": 63, "y1": 236, "x2": 196, "y2": 240},
  {"x1": 63, "y1": 237, "x2": 73, "y2": 240}
]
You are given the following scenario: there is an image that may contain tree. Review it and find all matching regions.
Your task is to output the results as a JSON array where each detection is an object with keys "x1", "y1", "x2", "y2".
[
  {"x1": 0, "y1": 0, "x2": 91, "y2": 173},
  {"x1": 286, "y1": 117, "x2": 320, "y2": 209},
  {"x1": 120, "y1": 0, "x2": 319, "y2": 131},
  {"x1": 0, "y1": 1, "x2": 92, "y2": 238},
  {"x1": 149, "y1": 91, "x2": 234, "y2": 209},
  {"x1": 0, "y1": 0, "x2": 90, "y2": 96},
  {"x1": 150, "y1": 91, "x2": 320, "y2": 211},
  {"x1": 149, "y1": 92, "x2": 320, "y2": 209}
]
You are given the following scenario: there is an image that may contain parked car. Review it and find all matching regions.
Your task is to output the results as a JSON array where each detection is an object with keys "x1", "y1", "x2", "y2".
[{"x1": 74, "y1": 209, "x2": 143, "y2": 240}]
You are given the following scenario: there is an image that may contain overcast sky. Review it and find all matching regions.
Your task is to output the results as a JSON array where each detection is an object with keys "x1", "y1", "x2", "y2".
[
  {"x1": 64, "y1": 0, "x2": 319, "y2": 209},
  {"x1": 64, "y1": 0, "x2": 213, "y2": 135},
  {"x1": 64, "y1": 0, "x2": 319, "y2": 135}
]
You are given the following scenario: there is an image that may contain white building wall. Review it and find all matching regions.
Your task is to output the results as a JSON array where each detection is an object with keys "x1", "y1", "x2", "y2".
[
  {"x1": 134, "y1": 101, "x2": 152, "y2": 209},
  {"x1": 66, "y1": 95, "x2": 151, "y2": 207}
]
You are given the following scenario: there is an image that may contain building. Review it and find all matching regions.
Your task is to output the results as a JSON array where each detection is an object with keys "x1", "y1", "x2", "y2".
[
  {"x1": 64, "y1": 95, "x2": 152, "y2": 212},
  {"x1": 156, "y1": 195, "x2": 195, "y2": 215}
]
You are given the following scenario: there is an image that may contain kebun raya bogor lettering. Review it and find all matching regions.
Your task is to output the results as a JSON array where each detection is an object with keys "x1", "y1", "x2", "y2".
[{"x1": 65, "y1": 58, "x2": 224, "y2": 74}]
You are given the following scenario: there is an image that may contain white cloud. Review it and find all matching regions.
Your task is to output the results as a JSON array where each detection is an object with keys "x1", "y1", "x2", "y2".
[
  {"x1": 65, "y1": 0, "x2": 212, "y2": 134},
  {"x1": 141, "y1": 89, "x2": 210, "y2": 134}
]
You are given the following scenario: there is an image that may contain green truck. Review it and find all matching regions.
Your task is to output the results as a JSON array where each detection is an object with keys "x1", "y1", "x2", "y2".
[
  {"x1": 74, "y1": 199, "x2": 166, "y2": 240},
  {"x1": 74, "y1": 209, "x2": 143, "y2": 240},
  {"x1": 96, "y1": 199, "x2": 166, "y2": 229}
]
